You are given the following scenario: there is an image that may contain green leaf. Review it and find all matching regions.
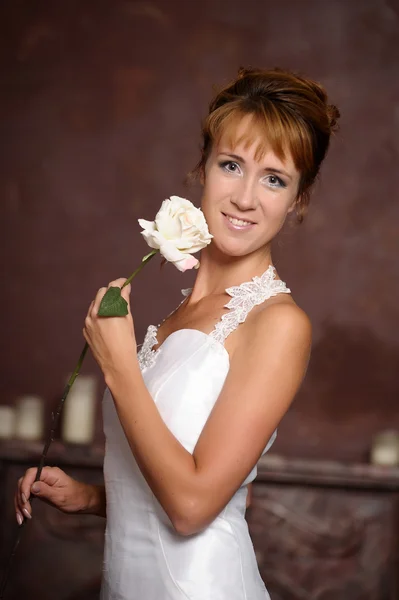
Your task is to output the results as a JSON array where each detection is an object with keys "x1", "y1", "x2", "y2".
[{"x1": 98, "y1": 287, "x2": 128, "y2": 317}]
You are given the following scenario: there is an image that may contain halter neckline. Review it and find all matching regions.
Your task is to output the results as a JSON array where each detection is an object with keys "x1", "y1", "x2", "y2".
[
  {"x1": 137, "y1": 265, "x2": 290, "y2": 371},
  {"x1": 180, "y1": 265, "x2": 284, "y2": 300}
]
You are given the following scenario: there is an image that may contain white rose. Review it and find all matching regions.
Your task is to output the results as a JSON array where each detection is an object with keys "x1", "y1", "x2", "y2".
[{"x1": 138, "y1": 196, "x2": 213, "y2": 272}]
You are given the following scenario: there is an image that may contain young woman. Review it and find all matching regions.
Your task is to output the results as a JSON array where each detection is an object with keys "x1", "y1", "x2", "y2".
[{"x1": 15, "y1": 67, "x2": 339, "y2": 599}]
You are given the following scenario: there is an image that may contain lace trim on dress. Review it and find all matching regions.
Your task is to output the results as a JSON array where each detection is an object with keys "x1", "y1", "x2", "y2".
[
  {"x1": 137, "y1": 292, "x2": 190, "y2": 371},
  {"x1": 137, "y1": 325, "x2": 159, "y2": 371},
  {"x1": 209, "y1": 265, "x2": 291, "y2": 345}
]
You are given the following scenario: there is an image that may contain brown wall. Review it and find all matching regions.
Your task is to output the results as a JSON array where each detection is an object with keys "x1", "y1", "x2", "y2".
[{"x1": 1, "y1": 0, "x2": 398, "y2": 461}]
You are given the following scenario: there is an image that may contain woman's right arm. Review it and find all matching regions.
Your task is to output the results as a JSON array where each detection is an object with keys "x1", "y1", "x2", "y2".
[{"x1": 14, "y1": 466, "x2": 106, "y2": 524}]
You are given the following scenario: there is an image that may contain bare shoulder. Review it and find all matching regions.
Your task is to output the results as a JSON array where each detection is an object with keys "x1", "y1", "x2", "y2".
[
  {"x1": 231, "y1": 295, "x2": 312, "y2": 362},
  {"x1": 257, "y1": 297, "x2": 311, "y2": 338}
]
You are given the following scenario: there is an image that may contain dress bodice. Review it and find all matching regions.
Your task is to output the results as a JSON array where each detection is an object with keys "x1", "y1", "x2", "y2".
[{"x1": 101, "y1": 265, "x2": 290, "y2": 600}]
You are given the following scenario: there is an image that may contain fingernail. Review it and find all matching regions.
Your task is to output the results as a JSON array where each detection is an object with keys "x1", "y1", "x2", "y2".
[
  {"x1": 31, "y1": 483, "x2": 40, "y2": 494},
  {"x1": 22, "y1": 508, "x2": 32, "y2": 520},
  {"x1": 16, "y1": 513, "x2": 23, "y2": 526},
  {"x1": 21, "y1": 493, "x2": 27, "y2": 504}
]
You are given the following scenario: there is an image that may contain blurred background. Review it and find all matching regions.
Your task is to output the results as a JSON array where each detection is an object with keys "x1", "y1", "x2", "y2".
[{"x1": 0, "y1": 1, "x2": 398, "y2": 599}]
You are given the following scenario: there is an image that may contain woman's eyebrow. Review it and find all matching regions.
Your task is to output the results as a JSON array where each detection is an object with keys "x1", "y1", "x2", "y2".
[
  {"x1": 263, "y1": 167, "x2": 292, "y2": 180},
  {"x1": 219, "y1": 152, "x2": 293, "y2": 180},
  {"x1": 219, "y1": 152, "x2": 245, "y2": 163}
]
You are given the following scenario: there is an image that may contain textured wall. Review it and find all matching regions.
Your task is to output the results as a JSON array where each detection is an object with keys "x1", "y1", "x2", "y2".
[{"x1": 1, "y1": 0, "x2": 398, "y2": 461}]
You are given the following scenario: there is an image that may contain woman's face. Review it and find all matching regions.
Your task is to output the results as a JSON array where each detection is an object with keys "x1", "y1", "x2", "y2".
[{"x1": 201, "y1": 115, "x2": 301, "y2": 258}]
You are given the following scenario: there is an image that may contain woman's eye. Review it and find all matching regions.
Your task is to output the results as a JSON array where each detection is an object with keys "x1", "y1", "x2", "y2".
[
  {"x1": 265, "y1": 174, "x2": 286, "y2": 188},
  {"x1": 220, "y1": 161, "x2": 240, "y2": 174}
]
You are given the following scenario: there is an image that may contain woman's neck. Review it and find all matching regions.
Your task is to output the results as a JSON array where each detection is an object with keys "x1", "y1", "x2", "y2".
[{"x1": 189, "y1": 245, "x2": 274, "y2": 301}]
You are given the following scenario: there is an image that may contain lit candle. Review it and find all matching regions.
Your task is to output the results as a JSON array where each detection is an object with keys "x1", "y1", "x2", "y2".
[
  {"x1": 370, "y1": 430, "x2": 399, "y2": 467},
  {"x1": 15, "y1": 395, "x2": 44, "y2": 441},
  {"x1": 0, "y1": 406, "x2": 16, "y2": 439},
  {"x1": 61, "y1": 375, "x2": 97, "y2": 444}
]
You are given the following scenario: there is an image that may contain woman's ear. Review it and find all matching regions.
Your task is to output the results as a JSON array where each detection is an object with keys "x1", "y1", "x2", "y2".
[{"x1": 287, "y1": 196, "x2": 300, "y2": 214}]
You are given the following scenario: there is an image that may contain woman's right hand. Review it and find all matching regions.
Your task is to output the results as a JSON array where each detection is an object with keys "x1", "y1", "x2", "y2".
[{"x1": 14, "y1": 466, "x2": 93, "y2": 525}]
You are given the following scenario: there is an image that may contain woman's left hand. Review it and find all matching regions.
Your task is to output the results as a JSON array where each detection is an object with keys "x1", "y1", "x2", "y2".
[{"x1": 83, "y1": 278, "x2": 137, "y2": 380}]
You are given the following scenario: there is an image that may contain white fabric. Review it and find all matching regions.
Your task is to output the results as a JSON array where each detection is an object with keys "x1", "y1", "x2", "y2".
[{"x1": 101, "y1": 266, "x2": 290, "y2": 599}]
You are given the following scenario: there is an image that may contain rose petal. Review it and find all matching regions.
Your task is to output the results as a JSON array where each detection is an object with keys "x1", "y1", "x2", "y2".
[
  {"x1": 173, "y1": 255, "x2": 199, "y2": 272},
  {"x1": 169, "y1": 196, "x2": 194, "y2": 209},
  {"x1": 158, "y1": 240, "x2": 187, "y2": 263},
  {"x1": 155, "y1": 208, "x2": 182, "y2": 240},
  {"x1": 138, "y1": 218, "x2": 156, "y2": 232},
  {"x1": 140, "y1": 230, "x2": 160, "y2": 250}
]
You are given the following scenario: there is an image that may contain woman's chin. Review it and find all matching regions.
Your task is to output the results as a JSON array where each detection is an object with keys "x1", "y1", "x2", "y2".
[{"x1": 211, "y1": 237, "x2": 256, "y2": 258}]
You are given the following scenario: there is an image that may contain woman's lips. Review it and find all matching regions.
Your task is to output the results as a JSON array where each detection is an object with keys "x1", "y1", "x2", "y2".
[{"x1": 222, "y1": 212, "x2": 256, "y2": 231}]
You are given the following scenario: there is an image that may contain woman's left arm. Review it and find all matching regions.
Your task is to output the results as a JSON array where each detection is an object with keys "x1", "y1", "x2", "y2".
[{"x1": 84, "y1": 279, "x2": 311, "y2": 535}]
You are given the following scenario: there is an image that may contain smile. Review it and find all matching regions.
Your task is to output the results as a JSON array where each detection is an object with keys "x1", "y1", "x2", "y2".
[{"x1": 222, "y1": 213, "x2": 256, "y2": 230}]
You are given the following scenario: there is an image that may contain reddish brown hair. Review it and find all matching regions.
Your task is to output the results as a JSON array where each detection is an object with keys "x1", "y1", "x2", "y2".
[{"x1": 192, "y1": 67, "x2": 340, "y2": 222}]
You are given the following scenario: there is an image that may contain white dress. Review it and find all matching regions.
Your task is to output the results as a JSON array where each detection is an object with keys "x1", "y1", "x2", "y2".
[{"x1": 101, "y1": 265, "x2": 290, "y2": 600}]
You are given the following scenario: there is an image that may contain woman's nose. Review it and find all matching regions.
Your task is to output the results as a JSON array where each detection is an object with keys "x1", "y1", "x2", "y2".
[{"x1": 232, "y1": 180, "x2": 258, "y2": 211}]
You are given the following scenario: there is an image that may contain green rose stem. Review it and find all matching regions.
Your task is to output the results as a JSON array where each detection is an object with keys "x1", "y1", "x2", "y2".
[{"x1": 0, "y1": 249, "x2": 158, "y2": 599}]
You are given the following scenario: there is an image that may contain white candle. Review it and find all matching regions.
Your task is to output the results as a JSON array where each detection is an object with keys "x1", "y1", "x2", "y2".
[
  {"x1": 61, "y1": 375, "x2": 97, "y2": 444},
  {"x1": 15, "y1": 395, "x2": 44, "y2": 441},
  {"x1": 370, "y1": 430, "x2": 399, "y2": 466},
  {"x1": 0, "y1": 406, "x2": 16, "y2": 439}
]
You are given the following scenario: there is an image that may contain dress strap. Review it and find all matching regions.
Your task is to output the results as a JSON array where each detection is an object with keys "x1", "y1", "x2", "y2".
[{"x1": 209, "y1": 265, "x2": 291, "y2": 346}]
